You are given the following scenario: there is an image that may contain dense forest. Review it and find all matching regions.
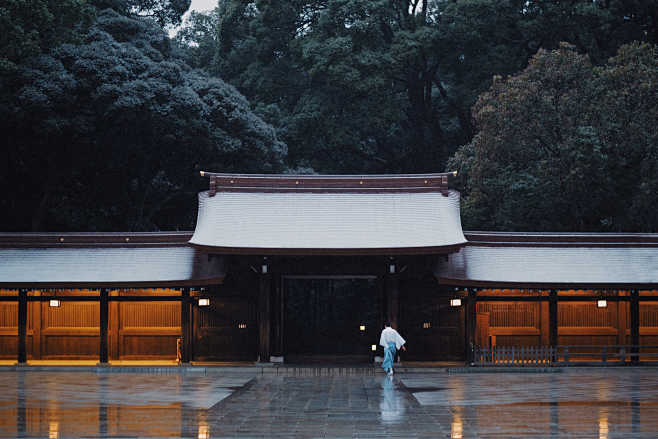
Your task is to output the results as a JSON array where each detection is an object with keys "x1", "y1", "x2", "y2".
[{"x1": 1, "y1": 0, "x2": 656, "y2": 232}]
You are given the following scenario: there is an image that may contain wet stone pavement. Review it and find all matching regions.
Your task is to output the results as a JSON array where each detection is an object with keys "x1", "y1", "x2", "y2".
[{"x1": 1, "y1": 369, "x2": 658, "y2": 438}]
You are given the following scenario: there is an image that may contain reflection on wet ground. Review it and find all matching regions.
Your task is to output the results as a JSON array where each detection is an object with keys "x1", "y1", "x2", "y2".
[{"x1": 1, "y1": 369, "x2": 658, "y2": 437}]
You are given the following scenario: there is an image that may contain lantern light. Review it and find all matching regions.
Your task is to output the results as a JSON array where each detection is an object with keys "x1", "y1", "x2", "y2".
[
  {"x1": 389, "y1": 264, "x2": 396, "y2": 274},
  {"x1": 359, "y1": 325, "x2": 366, "y2": 331},
  {"x1": 49, "y1": 299, "x2": 61, "y2": 308},
  {"x1": 371, "y1": 345, "x2": 377, "y2": 351},
  {"x1": 597, "y1": 299, "x2": 608, "y2": 308},
  {"x1": 261, "y1": 264, "x2": 268, "y2": 274},
  {"x1": 450, "y1": 298, "x2": 462, "y2": 307},
  {"x1": 198, "y1": 298, "x2": 210, "y2": 307}
]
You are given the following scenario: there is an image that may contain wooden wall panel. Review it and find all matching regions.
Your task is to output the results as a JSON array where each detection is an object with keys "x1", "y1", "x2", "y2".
[
  {"x1": 494, "y1": 335, "x2": 542, "y2": 346},
  {"x1": 40, "y1": 299, "x2": 100, "y2": 359},
  {"x1": 194, "y1": 297, "x2": 255, "y2": 361},
  {"x1": 477, "y1": 302, "x2": 539, "y2": 328},
  {"x1": 42, "y1": 334, "x2": 100, "y2": 358},
  {"x1": 0, "y1": 301, "x2": 18, "y2": 359},
  {"x1": 476, "y1": 302, "x2": 541, "y2": 347},
  {"x1": 117, "y1": 298, "x2": 181, "y2": 360},
  {"x1": 558, "y1": 301, "x2": 621, "y2": 348},
  {"x1": 399, "y1": 279, "x2": 464, "y2": 361},
  {"x1": 559, "y1": 303, "x2": 614, "y2": 327}
]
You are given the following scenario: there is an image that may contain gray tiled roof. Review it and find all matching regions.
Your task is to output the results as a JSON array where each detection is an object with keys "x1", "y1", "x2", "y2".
[
  {"x1": 0, "y1": 246, "x2": 225, "y2": 287},
  {"x1": 189, "y1": 190, "x2": 467, "y2": 252},
  {"x1": 436, "y1": 245, "x2": 658, "y2": 287}
]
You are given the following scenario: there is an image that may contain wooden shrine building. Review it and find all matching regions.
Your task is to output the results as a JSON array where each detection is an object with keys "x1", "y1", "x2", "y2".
[{"x1": 1, "y1": 172, "x2": 657, "y2": 365}]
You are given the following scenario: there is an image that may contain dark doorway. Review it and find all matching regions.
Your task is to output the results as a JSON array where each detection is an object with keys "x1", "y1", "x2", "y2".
[{"x1": 284, "y1": 277, "x2": 381, "y2": 363}]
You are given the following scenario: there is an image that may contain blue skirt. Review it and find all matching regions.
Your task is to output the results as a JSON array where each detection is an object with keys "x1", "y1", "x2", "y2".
[{"x1": 382, "y1": 342, "x2": 397, "y2": 371}]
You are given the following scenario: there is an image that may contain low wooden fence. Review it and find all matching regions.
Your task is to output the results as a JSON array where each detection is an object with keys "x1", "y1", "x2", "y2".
[{"x1": 473, "y1": 345, "x2": 658, "y2": 366}]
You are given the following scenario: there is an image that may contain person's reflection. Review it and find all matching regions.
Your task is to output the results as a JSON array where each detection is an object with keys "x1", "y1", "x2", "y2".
[{"x1": 380, "y1": 376, "x2": 406, "y2": 424}]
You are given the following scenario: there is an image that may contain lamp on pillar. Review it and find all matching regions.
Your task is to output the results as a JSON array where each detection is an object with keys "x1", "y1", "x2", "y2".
[{"x1": 385, "y1": 258, "x2": 400, "y2": 329}]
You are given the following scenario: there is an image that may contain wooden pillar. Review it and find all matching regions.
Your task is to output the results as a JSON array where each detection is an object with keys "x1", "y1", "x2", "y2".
[
  {"x1": 271, "y1": 274, "x2": 284, "y2": 359},
  {"x1": 258, "y1": 270, "x2": 272, "y2": 363},
  {"x1": 180, "y1": 288, "x2": 191, "y2": 363},
  {"x1": 465, "y1": 288, "x2": 477, "y2": 364},
  {"x1": 18, "y1": 289, "x2": 27, "y2": 364},
  {"x1": 385, "y1": 262, "x2": 400, "y2": 328},
  {"x1": 99, "y1": 288, "x2": 109, "y2": 364},
  {"x1": 549, "y1": 289, "x2": 558, "y2": 348},
  {"x1": 630, "y1": 289, "x2": 640, "y2": 365}
]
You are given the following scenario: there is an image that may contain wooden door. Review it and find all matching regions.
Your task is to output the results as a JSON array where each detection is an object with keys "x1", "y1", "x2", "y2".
[
  {"x1": 193, "y1": 296, "x2": 256, "y2": 361},
  {"x1": 284, "y1": 278, "x2": 380, "y2": 362}
]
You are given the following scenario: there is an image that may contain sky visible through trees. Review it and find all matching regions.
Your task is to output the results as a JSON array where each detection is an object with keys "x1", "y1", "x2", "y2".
[{"x1": 1, "y1": 0, "x2": 657, "y2": 232}]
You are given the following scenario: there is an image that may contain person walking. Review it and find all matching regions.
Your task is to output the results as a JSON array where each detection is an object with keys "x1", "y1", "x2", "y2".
[{"x1": 380, "y1": 322, "x2": 406, "y2": 376}]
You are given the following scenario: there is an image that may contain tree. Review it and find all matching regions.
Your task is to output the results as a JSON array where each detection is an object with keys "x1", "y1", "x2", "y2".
[
  {"x1": 177, "y1": 0, "x2": 656, "y2": 174},
  {"x1": 0, "y1": 0, "x2": 94, "y2": 75},
  {"x1": 0, "y1": 7, "x2": 286, "y2": 232},
  {"x1": 448, "y1": 42, "x2": 658, "y2": 232}
]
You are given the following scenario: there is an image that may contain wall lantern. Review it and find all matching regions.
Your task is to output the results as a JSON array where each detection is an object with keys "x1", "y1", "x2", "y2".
[
  {"x1": 450, "y1": 298, "x2": 462, "y2": 307},
  {"x1": 198, "y1": 298, "x2": 210, "y2": 307},
  {"x1": 237, "y1": 323, "x2": 247, "y2": 329},
  {"x1": 371, "y1": 344, "x2": 377, "y2": 351},
  {"x1": 359, "y1": 325, "x2": 366, "y2": 331},
  {"x1": 261, "y1": 264, "x2": 268, "y2": 274},
  {"x1": 597, "y1": 299, "x2": 608, "y2": 308},
  {"x1": 49, "y1": 299, "x2": 61, "y2": 308},
  {"x1": 423, "y1": 322, "x2": 431, "y2": 329},
  {"x1": 389, "y1": 264, "x2": 396, "y2": 274}
]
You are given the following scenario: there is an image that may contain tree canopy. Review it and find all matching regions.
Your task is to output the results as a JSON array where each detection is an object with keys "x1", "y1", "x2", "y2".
[
  {"x1": 1, "y1": 0, "x2": 657, "y2": 232},
  {"x1": 1, "y1": 4, "x2": 286, "y2": 231},
  {"x1": 448, "y1": 42, "x2": 658, "y2": 232},
  {"x1": 177, "y1": 0, "x2": 656, "y2": 174}
]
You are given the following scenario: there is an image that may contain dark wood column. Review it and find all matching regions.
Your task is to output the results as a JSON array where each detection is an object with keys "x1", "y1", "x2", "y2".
[
  {"x1": 630, "y1": 289, "x2": 640, "y2": 365},
  {"x1": 549, "y1": 289, "x2": 558, "y2": 348},
  {"x1": 99, "y1": 288, "x2": 109, "y2": 364},
  {"x1": 271, "y1": 274, "x2": 284, "y2": 359},
  {"x1": 180, "y1": 288, "x2": 191, "y2": 363},
  {"x1": 258, "y1": 271, "x2": 272, "y2": 363},
  {"x1": 384, "y1": 263, "x2": 400, "y2": 328},
  {"x1": 465, "y1": 288, "x2": 477, "y2": 364},
  {"x1": 18, "y1": 289, "x2": 28, "y2": 364}
]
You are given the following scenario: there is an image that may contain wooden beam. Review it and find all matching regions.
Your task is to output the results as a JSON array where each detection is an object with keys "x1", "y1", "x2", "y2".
[
  {"x1": 385, "y1": 269, "x2": 400, "y2": 329},
  {"x1": 18, "y1": 289, "x2": 27, "y2": 364},
  {"x1": 258, "y1": 271, "x2": 272, "y2": 362},
  {"x1": 99, "y1": 288, "x2": 109, "y2": 364},
  {"x1": 180, "y1": 288, "x2": 191, "y2": 363},
  {"x1": 465, "y1": 288, "x2": 477, "y2": 364},
  {"x1": 271, "y1": 274, "x2": 283, "y2": 358},
  {"x1": 549, "y1": 289, "x2": 558, "y2": 348},
  {"x1": 630, "y1": 289, "x2": 640, "y2": 365}
]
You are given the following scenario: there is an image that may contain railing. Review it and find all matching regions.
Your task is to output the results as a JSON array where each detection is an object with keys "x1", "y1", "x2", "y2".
[
  {"x1": 473, "y1": 345, "x2": 658, "y2": 366},
  {"x1": 473, "y1": 345, "x2": 555, "y2": 367}
]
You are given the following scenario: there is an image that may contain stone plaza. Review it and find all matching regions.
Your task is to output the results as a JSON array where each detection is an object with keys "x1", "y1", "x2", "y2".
[{"x1": 2, "y1": 367, "x2": 658, "y2": 438}]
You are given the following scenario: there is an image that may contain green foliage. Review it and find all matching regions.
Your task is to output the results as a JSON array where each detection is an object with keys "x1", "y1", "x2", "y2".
[
  {"x1": 0, "y1": 7, "x2": 286, "y2": 231},
  {"x1": 0, "y1": 0, "x2": 94, "y2": 74},
  {"x1": 91, "y1": 0, "x2": 191, "y2": 26},
  {"x1": 448, "y1": 42, "x2": 658, "y2": 232},
  {"x1": 177, "y1": 0, "x2": 656, "y2": 175}
]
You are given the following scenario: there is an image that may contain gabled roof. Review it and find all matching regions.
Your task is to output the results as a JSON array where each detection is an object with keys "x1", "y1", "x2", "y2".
[
  {"x1": 436, "y1": 232, "x2": 658, "y2": 288},
  {"x1": 0, "y1": 233, "x2": 225, "y2": 288},
  {"x1": 189, "y1": 173, "x2": 467, "y2": 255}
]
